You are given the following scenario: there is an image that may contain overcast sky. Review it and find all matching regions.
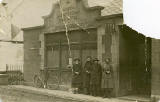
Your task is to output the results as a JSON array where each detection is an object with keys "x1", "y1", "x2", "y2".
[{"x1": 124, "y1": 0, "x2": 160, "y2": 39}]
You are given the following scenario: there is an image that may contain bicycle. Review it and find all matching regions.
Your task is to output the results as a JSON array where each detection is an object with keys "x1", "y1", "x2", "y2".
[{"x1": 33, "y1": 68, "x2": 60, "y2": 89}]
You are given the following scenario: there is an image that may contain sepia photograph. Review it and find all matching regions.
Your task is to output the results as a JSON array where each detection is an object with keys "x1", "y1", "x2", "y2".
[{"x1": 0, "y1": 0, "x2": 158, "y2": 102}]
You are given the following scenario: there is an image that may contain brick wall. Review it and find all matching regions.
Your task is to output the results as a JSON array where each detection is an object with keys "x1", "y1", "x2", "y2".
[{"x1": 23, "y1": 28, "x2": 41, "y2": 84}]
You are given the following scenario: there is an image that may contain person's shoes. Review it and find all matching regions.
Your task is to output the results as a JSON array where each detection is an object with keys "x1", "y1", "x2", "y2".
[
  {"x1": 107, "y1": 96, "x2": 112, "y2": 98},
  {"x1": 90, "y1": 93, "x2": 94, "y2": 96},
  {"x1": 102, "y1": 95, "x2": 108, "y2": 98},
  {"x1": 73, "y1": 90, "x2": 76, "y2": 94},
  {"x1": 73, "y1": 88, "x2": 78, "y2": 94},
  {"x1": 93, "y1": 94, "x2": 96, "y2": 97}
]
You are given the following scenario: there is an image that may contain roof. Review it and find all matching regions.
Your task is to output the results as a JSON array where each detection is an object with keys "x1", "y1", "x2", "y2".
[
  {"x1": 10, "y1": 0, "x2": 55, "y2": 28},
  {"x1": 43, "y1": 0, "x2": 123, "y2": 17},
  {"x1": 102, "y1": 0, "x2": 122, "y2": 16},
  {"x1": 0, "y1": 0, "x2": 55, "y2": 41},
  {"x1": 0, "y1": 3, "x2": 11, "y2": 40},
  {"x1": 88, "y1": 0, "x2": 122, "y2": 16},
  {"x1": 17, "y1": 0, "x2": 122, "y2": 30}
]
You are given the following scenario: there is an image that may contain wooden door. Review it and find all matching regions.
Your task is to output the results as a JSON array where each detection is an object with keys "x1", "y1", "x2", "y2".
[
  {"x1": 46, "y1": 42, "x2": 61, "y2": 86},
  {"x1": 45, "y1": 29, "x2": 97, "y2": 89}
]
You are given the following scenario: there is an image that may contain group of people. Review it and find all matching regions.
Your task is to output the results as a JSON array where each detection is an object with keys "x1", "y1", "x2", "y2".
[{"x1": 71, "y1": 56, "x2": 114, "y2": 98}]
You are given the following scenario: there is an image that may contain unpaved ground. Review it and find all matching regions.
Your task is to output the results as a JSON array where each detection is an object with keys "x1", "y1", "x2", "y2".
[{"x1": 0, "y1": 85, "x2": 135, "y2": 102}]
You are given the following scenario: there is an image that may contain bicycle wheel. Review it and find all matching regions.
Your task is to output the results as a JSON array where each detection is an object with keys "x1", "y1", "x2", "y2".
[{"x1": 34, "y1": 75, "x2": 43, "y2": 88}]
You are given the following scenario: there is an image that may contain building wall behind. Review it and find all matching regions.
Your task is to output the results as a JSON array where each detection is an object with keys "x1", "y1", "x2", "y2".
[
  {"x1": 0, "y1": 4, "x2": 11, "y2": 40},
  {"x1": 23, "y1": 29, "x2": 41, "y2": 84},
  {"x1": 97, "y1": 17, "x2": 123, "y2": 96},
  {"x1": 0, "y1": 42, "x2": 23, "y2": 71},
  {"x1": 152, "y1": 39, "x2": 160, "y2": 96}
]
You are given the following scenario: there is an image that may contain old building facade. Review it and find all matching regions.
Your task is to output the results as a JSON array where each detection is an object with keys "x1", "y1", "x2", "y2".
[{"x1": 22, "y1": 0, "x2": 160, "y2": 99}]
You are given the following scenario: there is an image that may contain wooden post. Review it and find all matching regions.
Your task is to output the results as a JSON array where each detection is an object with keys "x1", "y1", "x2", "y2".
[
  {"x1": 58, "y1": 40, "x2": 62, "y2": 88},
  {"x1": 97, "y1": 25, "x2": 106, "y2": 63},
  {"x1": 80, "y1": 33, "x2": 83, "y2": 65}
]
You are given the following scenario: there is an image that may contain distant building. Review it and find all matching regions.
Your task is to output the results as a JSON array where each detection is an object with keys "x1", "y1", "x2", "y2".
[
  {"x1": 0, "y1": 0, "x2": 55, "y2": 71},
  {"x1": 0, "y1": 2, "x2": 23, "y2": 71},
  {"x1": 0, "y1": 3, "x2": 11, "y2": 40}
]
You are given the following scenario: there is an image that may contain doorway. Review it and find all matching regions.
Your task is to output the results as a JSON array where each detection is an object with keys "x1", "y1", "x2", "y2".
[{"x1": 119, "y1": 25, "x2": 151, "y2": 97}]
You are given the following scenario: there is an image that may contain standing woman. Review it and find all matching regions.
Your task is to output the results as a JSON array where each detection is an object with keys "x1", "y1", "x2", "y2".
[
  {"x1": 101, "y1": 58, "x2": 114, "y2": 98},
  {"x1": 72, "y1": 58, "x2": 82, "y2": 94},
  {"x1": 83, "y1": 56, "x2": 93, "y2": 95},
  {"x1": 90, "y1": 58, "x2": 102, "y2": 96}
]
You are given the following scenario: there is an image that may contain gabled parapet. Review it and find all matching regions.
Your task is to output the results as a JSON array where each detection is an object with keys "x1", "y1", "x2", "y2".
[{"x1": 41, "y1": 0, "x2": 104, "y2": 33}]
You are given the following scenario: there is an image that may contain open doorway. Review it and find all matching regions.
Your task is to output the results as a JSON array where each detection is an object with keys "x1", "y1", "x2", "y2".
[{"x1": 118, "y1": 25, "x2": 151, "y2": 97}]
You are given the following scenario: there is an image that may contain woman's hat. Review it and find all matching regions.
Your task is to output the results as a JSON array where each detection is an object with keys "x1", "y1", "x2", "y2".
[
  {"x1": 74, "y1": 58, "x2": 80, "y2": 61},
  {"x1": 86, "y1": 56, "x2": 92, "y2": 59},
  {"x1": 106, "y1": 58, "x2": 111, "y2": 61},
  {"x1": 93, "y1": 58, "x2": 99, "y2": 61}
]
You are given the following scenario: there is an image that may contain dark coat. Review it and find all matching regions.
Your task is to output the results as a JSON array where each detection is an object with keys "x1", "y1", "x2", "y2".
[
  {"x1": 101, "y1": 62, "x2": 114, "y2": 88},
  {"x1": 72, "y1": 64, "x2": 82, "y2": 88},
  {"x1": 90, "y1": 63, "x2": 102, "y2": 85},
  {"x1": 83, "y1": 61, "x2": 93, "y2": 88}
]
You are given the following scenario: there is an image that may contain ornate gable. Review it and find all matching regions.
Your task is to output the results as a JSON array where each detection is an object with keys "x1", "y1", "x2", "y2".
[{"x1": 42, "y1": 0, "x2": 104, "y2": 33}]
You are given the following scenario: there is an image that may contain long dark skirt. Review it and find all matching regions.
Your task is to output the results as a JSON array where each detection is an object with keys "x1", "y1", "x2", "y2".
[{"x1": 72, "y1": 82, "x2": 82, "y2": 88}]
